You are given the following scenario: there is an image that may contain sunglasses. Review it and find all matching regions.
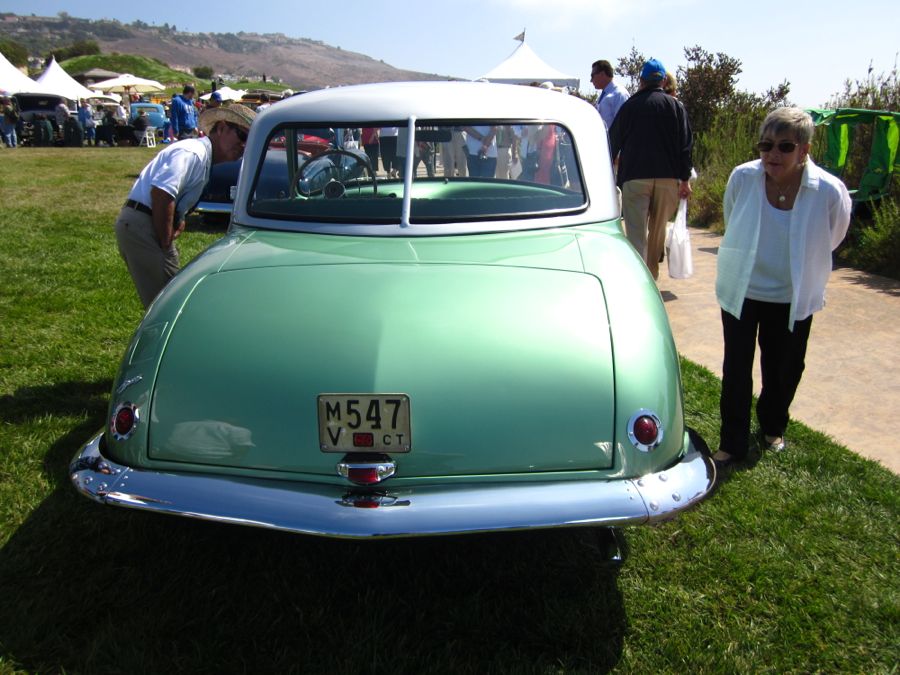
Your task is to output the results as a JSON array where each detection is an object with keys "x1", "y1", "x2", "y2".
[
  {"x1": 756, "y1": 140, "x2": 798, "y2": 153},
  {"x1": 227, "y1": 123, "x2": 248, "y2": 143}
]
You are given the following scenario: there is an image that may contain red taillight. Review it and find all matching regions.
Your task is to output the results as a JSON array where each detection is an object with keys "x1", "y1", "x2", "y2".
[
  {"x1": 110, "y1": 403, "x2": 138, "y2": 440},
  {"x1": 627, "y1": 410, "x2": 663, "y2": 451},
  {"x1": 348, "y1": 467, "x2": 381, "y2": 484},
  {"x1": 633, "y1": 415, "x2": 659, "y2": 445},
  {"x1": 337, "y1": 454, "x2": 397, "y2": 485},
  {"x1": 351, "y1": 498, "x2": 382, "y2": 508}
]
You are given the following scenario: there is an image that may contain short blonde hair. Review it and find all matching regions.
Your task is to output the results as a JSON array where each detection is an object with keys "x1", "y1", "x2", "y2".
[
  {"x1": 663, "y1": 72, "x2": 677, "y2": 96},
  {"x1": 759, "y1": 107, "x2": 815, "y2": 145}
]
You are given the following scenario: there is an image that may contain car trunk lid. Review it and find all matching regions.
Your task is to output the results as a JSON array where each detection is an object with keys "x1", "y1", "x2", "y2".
[{"x1": 148, "y1": 262, "x2": 615, "y2": 477}]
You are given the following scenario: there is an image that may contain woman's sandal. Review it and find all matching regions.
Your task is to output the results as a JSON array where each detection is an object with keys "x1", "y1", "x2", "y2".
[
  {"x1": 712, "y1": 450, "x2": 736, "y2": 469},
  {"x1": 764, "y1": 435, "x2": 786, "y2": 452}
]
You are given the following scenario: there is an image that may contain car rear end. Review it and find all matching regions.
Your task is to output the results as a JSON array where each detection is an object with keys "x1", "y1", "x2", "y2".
[{"x1": 71, "y1": 82, "x2": 714, "y2": 538}]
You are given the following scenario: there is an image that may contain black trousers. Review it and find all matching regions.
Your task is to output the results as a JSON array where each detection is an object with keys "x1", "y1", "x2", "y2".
[{"x1": 719, "y1": 299, "x2": 813, "y2": 458}]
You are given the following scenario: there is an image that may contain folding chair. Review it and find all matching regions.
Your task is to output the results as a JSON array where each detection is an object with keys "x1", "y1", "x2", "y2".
[{"x1": 138, "y1": 127, "x2": 157, "y2": 148}]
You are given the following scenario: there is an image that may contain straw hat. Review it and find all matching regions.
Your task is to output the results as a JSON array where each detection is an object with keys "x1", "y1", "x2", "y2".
[{"x1": 198, "y1": 103, "x2": 256, "y2": 135}]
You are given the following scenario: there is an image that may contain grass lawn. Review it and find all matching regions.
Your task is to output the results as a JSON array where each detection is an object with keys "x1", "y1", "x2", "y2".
[{"x1": 0, "y1": 148, "x2": 897, "y2": 674}]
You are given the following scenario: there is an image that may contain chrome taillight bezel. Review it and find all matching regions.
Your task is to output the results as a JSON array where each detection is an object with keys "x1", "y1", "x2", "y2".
[
  {"x1": 627, "y1": 409, "x2": 664, "y2": 452},
  {"x1": 110, "y1": 402, "x2": 140, "y2": 441}
]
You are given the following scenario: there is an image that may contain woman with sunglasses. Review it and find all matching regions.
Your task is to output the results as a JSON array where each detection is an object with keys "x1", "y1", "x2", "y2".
[{"x1": 713, "y1": 107, "x2": 851, "y2": 469}]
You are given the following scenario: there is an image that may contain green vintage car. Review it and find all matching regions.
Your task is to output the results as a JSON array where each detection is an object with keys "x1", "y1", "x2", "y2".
[{"x1": 70, "y1": 82, "x2": 715, "y2": 538}]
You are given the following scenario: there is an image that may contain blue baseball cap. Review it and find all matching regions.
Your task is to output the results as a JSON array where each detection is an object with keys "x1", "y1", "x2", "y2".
[
  {"x1": 210, "y1": 91, "x2": 223, "y2": 102},
  {"x1": 640, "y1": 58, "x2": 666, "y2": 82}
]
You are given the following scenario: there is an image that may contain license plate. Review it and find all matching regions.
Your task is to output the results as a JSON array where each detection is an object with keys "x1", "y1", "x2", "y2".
[{"x1": 317, "y1": 394, "x2": 411, "y2": 453}]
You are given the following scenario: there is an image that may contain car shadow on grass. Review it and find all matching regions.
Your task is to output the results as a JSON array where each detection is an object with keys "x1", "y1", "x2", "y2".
[
  {"x1": 0, "y1": 379, "x2": 112, "y2": 427},
  {"x1": 1, "y1": 430, "x2": 629, "y2": 674}
]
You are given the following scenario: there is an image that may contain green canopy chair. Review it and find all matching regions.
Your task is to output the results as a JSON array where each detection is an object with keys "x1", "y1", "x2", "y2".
[{"x1": 806, "y1": 107, "x2": 900, "y2": 204}]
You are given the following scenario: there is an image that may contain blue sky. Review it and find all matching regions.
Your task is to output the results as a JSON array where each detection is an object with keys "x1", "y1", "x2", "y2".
[{"x1": 5, "y1": 0, "x2": 897, "y2": 108}]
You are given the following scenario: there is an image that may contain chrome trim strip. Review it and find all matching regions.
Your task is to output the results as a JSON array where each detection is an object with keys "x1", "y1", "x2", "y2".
[
  {"x1": 115, "y1": 375, "x2": 143, "y2": 394},
  {"x1": 70, "y1": 433, "x2": 715, "y2": 539},
  {"x1": 193, "y1": 200, "x2": 233, "y2": 215}
]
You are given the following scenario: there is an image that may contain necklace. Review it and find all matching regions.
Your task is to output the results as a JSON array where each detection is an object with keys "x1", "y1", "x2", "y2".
[
  {"x1": 775, "y1": 185, "x2": 789, "y2": 203},
  {"x1": 768, "y1": 176, "x2": 797, "y2": 205}
]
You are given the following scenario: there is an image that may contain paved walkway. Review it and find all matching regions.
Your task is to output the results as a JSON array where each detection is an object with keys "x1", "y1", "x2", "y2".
[{"x1": 658, "y1": 227, "x2": 899, "y2": 474}]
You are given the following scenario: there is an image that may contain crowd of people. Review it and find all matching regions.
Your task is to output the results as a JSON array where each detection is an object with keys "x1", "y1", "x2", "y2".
[{"x1": 0, "y1": 83, "x2": 240, "y2": 148}]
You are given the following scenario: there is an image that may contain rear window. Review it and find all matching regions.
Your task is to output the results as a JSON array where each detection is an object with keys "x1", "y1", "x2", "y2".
[
  {"x1": 13, "y1": 94, "x2": 65, "y2": 114},
  {"x1": 246, "y1": 121, "x2": 585, "y2": 225}
]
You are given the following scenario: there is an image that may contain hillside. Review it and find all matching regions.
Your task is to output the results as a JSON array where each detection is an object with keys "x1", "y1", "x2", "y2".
[
  {"x1": 60, "y1": 54, "x2": 199, "y2": 87},
  {"x1": 0, "y1": 13, "x2": 451, "y2": 89}
]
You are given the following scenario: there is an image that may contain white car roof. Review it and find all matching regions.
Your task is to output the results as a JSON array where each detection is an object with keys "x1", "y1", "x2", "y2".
[{"x1": 235, "y1": 81, "x2": 619, "y2": 233}]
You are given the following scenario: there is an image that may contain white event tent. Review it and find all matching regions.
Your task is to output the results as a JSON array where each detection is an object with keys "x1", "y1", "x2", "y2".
[
  {"x1": 200, "y1": 85, "x2": 247, "y2": 102},
  {"x1": 479, "y1": 36, "x2": 579, "y2": 91},
  {"x1": 36, "y1": 57, "x2": 116, "y2": 102},
  {"x1": 0, "y1": 51, "x2": 55, "y2": 95}
]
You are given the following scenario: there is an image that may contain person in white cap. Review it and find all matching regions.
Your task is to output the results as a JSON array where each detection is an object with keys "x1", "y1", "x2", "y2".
[{"x1": 114, "y1": 104, "x2": 256, "y2": 307}]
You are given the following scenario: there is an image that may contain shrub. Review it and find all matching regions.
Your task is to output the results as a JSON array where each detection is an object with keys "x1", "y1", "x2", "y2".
[
  {"x1": 690, "y1": 107, "x2": 765, "y2": 229},
  {"x1": 840, "y1": 198, "x2": 900, "y2": 278}
]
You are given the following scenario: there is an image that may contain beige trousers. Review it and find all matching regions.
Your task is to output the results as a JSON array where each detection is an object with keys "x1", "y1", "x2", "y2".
[
  {"x1": 621, "y1": 178, "x2": 679, "y2": 280},
  {"x1": 115, "y1": 206, "x2": 180, "y2": 308},
  {"x1": 440, "y1": 132, "x2": 468, "y2": 177}
]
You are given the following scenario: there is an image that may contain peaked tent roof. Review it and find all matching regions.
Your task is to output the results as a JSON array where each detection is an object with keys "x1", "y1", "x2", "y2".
[
  {"x1": 0, "y1": 51, "x2": 55, "y2": 95},
  {"x1": 479, "y1": 41, "x2": 579, "y2": 90},
  {"x1": 35, "y1": 58, "x2": 100, "y2": 102}
]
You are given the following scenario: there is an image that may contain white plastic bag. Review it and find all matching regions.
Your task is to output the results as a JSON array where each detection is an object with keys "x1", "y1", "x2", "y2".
[
  {"x1": 509, "y1": 158, "x2": 523, "y2": 180},
  {"x1": 666, "y1": 198, "x2": 693, "y2": 279}
]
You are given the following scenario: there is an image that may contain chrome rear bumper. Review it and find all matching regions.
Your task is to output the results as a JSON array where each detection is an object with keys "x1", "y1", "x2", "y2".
[{"x1": 70, "y1": 432, "x2": 715, "y2": 539}]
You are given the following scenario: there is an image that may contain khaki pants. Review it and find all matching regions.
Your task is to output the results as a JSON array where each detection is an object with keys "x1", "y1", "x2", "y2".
[
  {"x1": 621, "y1": 178, "x2": 679, "y2": 280},
  {"x1": 440, "y1": 132, "x2": 468, "y2": 177},
  {"x1": 495, "y1": 146, "x2": 512, "y2": 179},
  {"x1": 115, "y1": 206, "x2": 180, "y2": 308}
]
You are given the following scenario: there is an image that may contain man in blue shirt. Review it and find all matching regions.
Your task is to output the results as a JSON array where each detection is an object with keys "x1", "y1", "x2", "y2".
[
  {"x1": 590, "y1": 60, "x2": 629, "y2": 130},
  {"x1": 170, "y1": 84, "x2": 198, "y2": 140}
]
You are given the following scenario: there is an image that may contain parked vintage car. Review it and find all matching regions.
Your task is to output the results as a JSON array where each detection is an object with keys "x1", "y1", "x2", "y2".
[
  {"x1": 12, "y1": 92, "x2": 72, "y2": 124},
  {"x1": 71, "y1": 81, "x2": 716, "y2": 539},
  {"x1": 128, "y1": 101, "x2": 166, "y2": 131}
]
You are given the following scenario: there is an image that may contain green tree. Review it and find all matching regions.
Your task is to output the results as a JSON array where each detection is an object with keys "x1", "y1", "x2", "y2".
[
  {"x1": 828, "y1": 62, "x2": 900, "y2": 112},
  {"x1": 50, "y1": 39, "x2": 101, "y2": 62},
  {"x1": 615, "y1": 46, "x2": 646, "y2": 95},
  {"x1": 193, "y1": 65, "x2": 214, "y2": 79},
  {"x1": 676, "y1": 45, "x2": 743, "y2": 135}
]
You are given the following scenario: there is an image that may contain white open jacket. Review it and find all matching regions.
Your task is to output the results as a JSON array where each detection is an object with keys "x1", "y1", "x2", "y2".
[{"x1": 716, "y1": 158, "x2": 852, "y2": 330}]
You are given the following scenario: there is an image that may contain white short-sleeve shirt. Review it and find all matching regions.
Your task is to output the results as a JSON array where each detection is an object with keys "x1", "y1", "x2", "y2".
[{"x1": 128, "y1": 137, "x2": 213, "y2": 220}]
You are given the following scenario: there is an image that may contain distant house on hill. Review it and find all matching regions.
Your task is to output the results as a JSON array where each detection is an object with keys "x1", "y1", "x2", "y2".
[{"x1": 73, "y1": 67, "x2": 120, "y2": 87}]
